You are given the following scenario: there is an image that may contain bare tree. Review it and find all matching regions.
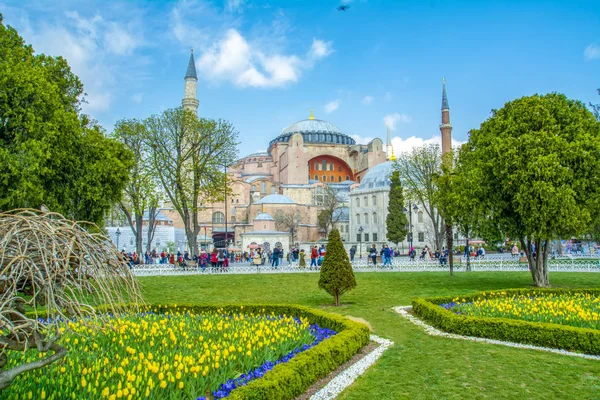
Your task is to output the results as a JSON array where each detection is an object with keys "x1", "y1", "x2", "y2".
[
  {"x1": 317, "y1": 186, "x2": 344, "y2": 235},
  {"x1": 0, "y1": 209, "x2": 141, "y2": 389},
  {"x1": 396, "y1": 144, "x2": 445, "y2": 251},
  {"x1": 275, "y1": 210, "x2": 301, "y2": 245},
  {"x1": 145, "y1": 108, "x2": 238, "y2": 255}
]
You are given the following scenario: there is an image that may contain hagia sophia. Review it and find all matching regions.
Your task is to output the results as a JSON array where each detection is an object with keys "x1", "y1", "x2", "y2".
[{"x1": 113, "y1": 51, "x2": 452, "y2": 254}]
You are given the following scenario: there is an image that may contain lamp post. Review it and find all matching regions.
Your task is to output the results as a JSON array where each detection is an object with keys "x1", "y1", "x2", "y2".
[
  {"x1": 403, "y1": 202, "x2": 418, "y2": 251},
  {"x1": 115, "y1": 228, "x2": 121, "y2": 251},
  {"x1": 358, "y1": 226, "x2": 364, "y2": 259}
]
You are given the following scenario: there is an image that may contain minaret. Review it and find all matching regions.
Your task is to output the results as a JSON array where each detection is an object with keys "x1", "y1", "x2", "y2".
[
  {"x1": 386, "y1": 127, "x2": 393, "y2": 160},
  {"x1": 440, "y1": 77, "x2": 452, "y2": 155},
  {"x1": 182, "y1": 49, "x2": 199, "y2": 114}
]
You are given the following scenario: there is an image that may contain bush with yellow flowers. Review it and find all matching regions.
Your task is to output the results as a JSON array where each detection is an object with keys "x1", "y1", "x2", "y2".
[
  {"x1": 413, "y1": 288, "x2": 600, "y2": 355},
  {"x1": 3, "y1": 306, "x2": 318, "y2": 400}
]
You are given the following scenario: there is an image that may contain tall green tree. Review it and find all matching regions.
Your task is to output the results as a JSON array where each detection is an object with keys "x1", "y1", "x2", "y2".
[
  {"x1": 457, "y1": 93, "x2": 600, "y2": 287},
  {"x1": 113, "y1": 119, "x2": 161, "y2": 255},
  {"x1": 0, "y1": 15, "x2": 131, "y2": 225},
  {"x1": 589, "y1": 88, "x2": 599, "y2": 120},
  {"x1": 145, "y1": 108, "x2": 238, "y2": 255},
  {"x1": 386, "y1": 170, "x2": 409, "y2": 246},
  {"x1": 318, "y1": 228, "x2": 356, "y2": 306}
]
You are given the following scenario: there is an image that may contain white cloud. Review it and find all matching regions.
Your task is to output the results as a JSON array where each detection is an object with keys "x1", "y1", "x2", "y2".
[
  {"x1": 324, "y1": 99, "x2": 340, "y2": 113},
  {"x1": 226, "y1": 0, "x2": 246, "y2": 12},
  {"x1": 105, "y1": 23, "x2": 140, "y2": 55},
  {"x1": 362, "y1": 95, "x2": 374, "y2": 105},
  {"x1": 383, "y1": 113, "x2": 412, "y2": 131},
  {"x1": 132, "y1": 93, "x2": 144, "y2": 104},
  {"x1": 351, "y1": 134, "x2": 375, "y2": 145},
  {"x1": 196, "y1": 28, "x2": 330, "y2": 88},
  {"x1": 584, "y1": 43, "x2": 600, "y2": 60},
  {"x1": 310, "y1": 38, "x2": 333, "y2": 59},
  {"x1": 391, "y1": 135, "x2": 466, "y2": 154}
]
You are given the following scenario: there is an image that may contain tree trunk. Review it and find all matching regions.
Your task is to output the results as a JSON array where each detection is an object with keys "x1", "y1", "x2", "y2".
[
  {"x1": 445, "y1": 222, "x2": 453, "y2": 276},
  {"x1": 335, "y1": 291, "x2": 340, "y2": 307},
  {"x1": 521, "y1": 237, "x2": 550, "y2": 287},
  {"x1": 135, "y1": 213, "x2": 144, "y2": 256},
  {"x1": 146, "y1": 205, "x2": 159, "y2": 253}
]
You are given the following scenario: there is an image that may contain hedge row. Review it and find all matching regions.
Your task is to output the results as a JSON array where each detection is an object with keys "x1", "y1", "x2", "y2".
[
  {"x1": 145, "y1": 304, "x2": 370, "y2": 400},
  {"x1": 412, "y1": 288, "x2": 600, "y2": 355}
]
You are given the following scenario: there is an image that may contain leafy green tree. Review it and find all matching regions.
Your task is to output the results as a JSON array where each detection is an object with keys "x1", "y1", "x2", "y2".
[
  {"x1": 0, "y1": 15, "x2": 132, "y2": 225},
  {"x1": 318, "y1": 228, "x2": 356, "y2": 306},
  {"x1": 386, "y1": 170, "x2": 409, "y2": 246},
  {"x1": 456, "y1": 93, "x2": 600, "y2": 287},
  {"x1": 145, "y1": 108, "x2": 238, "y2": 255},
  {"x1": 113, "y1": 119, "x2": 162, "y2": 255},
  {"x1": 589, "y1": 88, "x2": 599, "y2": 121}
]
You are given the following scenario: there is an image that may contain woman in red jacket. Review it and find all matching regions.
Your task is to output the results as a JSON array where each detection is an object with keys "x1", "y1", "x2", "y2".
[{"x1": 210, "y1": 249, "x2": 218, "y2": 270}]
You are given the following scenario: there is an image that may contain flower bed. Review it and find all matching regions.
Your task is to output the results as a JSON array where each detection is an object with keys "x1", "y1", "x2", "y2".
[
  {"x1": 441, "y1": 291, "x2": 600, "y2": 330},
  {"x1": 9, "y1": 304, "x2": 369, "y2": 400},
  {"x1": 412, "y1": 288, "x2": 600, "y2": 355}
]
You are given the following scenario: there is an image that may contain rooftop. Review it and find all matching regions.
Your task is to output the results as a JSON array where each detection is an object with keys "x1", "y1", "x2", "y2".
[{"x1": 255, "y1": 194, "x2": 296, "y2": 205}]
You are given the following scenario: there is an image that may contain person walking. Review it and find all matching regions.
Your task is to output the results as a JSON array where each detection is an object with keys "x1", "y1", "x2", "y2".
[
  {"x1": 382, "y1": 244, "x2": 393, "y2": 268},
  {"x1": 310, "y1": 245, "x2": 318, "y2": 270},
  {"x1": 299, "y1": 249, "x2": 306, "y2": 268},
  {"x1": 349, "y1": 245, "x2": 356, "y2": 262},
  {"x1": 271, "y1": 246, "x2": 280, "y2": 268},
  {"x1": 369, "y1": 244, "x2": 378, "y2": 267}
]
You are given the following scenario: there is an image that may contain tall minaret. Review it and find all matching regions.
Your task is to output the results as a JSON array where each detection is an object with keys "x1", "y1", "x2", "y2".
[
  {"x1": 440, "y1": 78, "x2": 452, "y2": 155},
  {"x1": 182, "y1": 49, "x2": 199, "y2": 114},
  {"x1": 386, "y1": 127, "x2": 394, "y2": 160}
]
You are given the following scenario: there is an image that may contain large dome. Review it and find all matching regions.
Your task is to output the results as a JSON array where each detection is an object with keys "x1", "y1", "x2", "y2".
[
  {"x1": 358, "y1": 161, "x2": 394, "y2": 190},
  {"x1": 255, "y1": 194, "x2": 296, "y2": 204},
  {"x1": 269, "y1": 118, "x2": 356, "y2": 149}
]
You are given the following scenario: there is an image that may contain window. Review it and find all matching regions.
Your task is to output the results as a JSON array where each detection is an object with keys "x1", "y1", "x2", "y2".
[
  {"x1": 372, "y1": 195, "x2": 377, "y2": 206},
  {"x1": 251, "y1": 185, "x2": 256, "y2": 192},
  {"x1": 364, "y1": 233, "x2": 369, "y2": 242},
  {"x1": 345, "y1": 175, "x2": 349, "y2": 181},
  {"x1": 418, "y1": 232, "x2": 425, "y2": 242},
  {"x1": 356, "y1": 198, "x2": 360, "y2": 207},
  {"x1": 364, "y1": 213, "x2": 369, "y2": 224},
  {"x1": 329, "y1": 162, "x2": 334, "y2": 171},
  {"x1": 338, "y1": 166, "x2": 342, "y2": 172},
  {"x1": 330, "y1": 175, "x2": 334, "y2": 181},
  {"x1": 356, "y1": 214, "x2": 360, "y2": 224},
  {"x1": 364, "y1": 196, "x2": 368, "y2": 206},
  {"x1": 271, "y1": 186, "x2": 278, "y2": 195},
  {"x1": 314, "y1": 174, "x2": 318, "y2": 180},
  {"x1": 314, "y1": 186, "x2": 326, "y2": 206},
  {"x1": 373, "y1": 233, "x2": 378, "y2": 242},
  {"x1": 323, "y1": 175, "x2": 327, "y2": 182},
  {"x1": 260, "y1": 182, "x2": 266, "y2": 194},
  {"x1": 212, "y1": 212, "x2": 225, "y2": 224},
  {"x1": 315, "y1": 162, "x2": 319, "y2": 171},
  {"x1": 357, "y1": 233, "x2": 361, "y2": 242},
  {"x1": 418, "y1": 211, "x2": 423, "y2": 223},
  {"x1": 322, "y1": 160, "x2": 327, "y2": 170},
  {"x1": 372, "y1": 212, "x2": 377, "y2": 224},
  {"x1": 338, "y1": 176, "x2": 342, "y2": 182}
]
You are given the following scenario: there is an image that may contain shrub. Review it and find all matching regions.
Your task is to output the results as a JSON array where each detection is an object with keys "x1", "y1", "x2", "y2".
[
  {"x1": 412, "y1": 288, "x2": 600, "y2": 355},
  {"x1": 319, "y1": 229, "x2": 357, "y2": 306}
]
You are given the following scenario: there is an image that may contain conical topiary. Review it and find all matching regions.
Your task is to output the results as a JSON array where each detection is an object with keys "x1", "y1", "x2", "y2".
[{"x1": 318, "y1": 228, "x2": 357, "y2": 306}]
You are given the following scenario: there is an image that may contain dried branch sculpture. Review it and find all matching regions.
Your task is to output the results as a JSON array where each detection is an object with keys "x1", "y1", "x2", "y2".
[{"x1": 0, "y1": 209, "x2": 142, "y2": 389}]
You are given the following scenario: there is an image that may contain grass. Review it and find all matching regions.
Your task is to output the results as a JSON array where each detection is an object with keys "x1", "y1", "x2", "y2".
[{"x1": 138, "y1": 272, "x2": 600, "y2": 399}]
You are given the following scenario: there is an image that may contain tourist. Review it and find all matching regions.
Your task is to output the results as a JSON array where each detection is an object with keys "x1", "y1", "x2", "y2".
[
  {"x1": 299, "y1": 249, "x2": 306, "y2": 268},
  {"x1": 271, "y1": 246, "x2": 280, "y2": 268},
  {"x1": 217, "y1": 249, "x2": 224, "y2": 270},
  {"x1": 210, "y1": 249, "x2": 218, "y2": 269},
  {"x1": 382, "y1": 244, "x2": 392, "y2": 268},
  {"x1": 349, "y1": 245, "x2": 356, "y2": 261},
  {"x1": 369, "y1": 244, "x2": 377, "y2": 266},
  {"x1": 310, "y1": 245, "x2": 318, "y2": 270},
  {"x1": 511, "y1": 244, "x2": 519, "y2": 258},
  {"x1": 278, "y1": 246, "x2": 284, "y2": 266}
]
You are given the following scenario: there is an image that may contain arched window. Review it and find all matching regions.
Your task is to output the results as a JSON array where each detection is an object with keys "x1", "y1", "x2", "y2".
[
  {"x1": 323, "y1": 175, "x2": 327, "y2": 182},
  {"x1": 271, "y1": 186, "x2": 278, "y2": 195},
  {"x1": 315, "y1": 162, "x2": 319, "y2": 171},
  {"x1": 363, "y1": 196, "x2": 368, "y2": 206},
  {"x1": 372, "y1": 195, "x2": 377, "y2": 206},
  {"x1": 322, "y1": 160, "x2": 327, "y2": 170},
  {"x1": 314, "y1": 174, "x2": 318, "y2": 180},
  {"x1": 260, "y1": 182, "x2": 266, "y2": 194},
  {"x1": 212, "y1": 212, "x2": 225, "y2": 224},
  {"x1": 418, "y1": 211, "x2": 424, "y2": 223},
  {"x1": 372, "y1": 212, "x2": 377, "y2": 224},
  {"x1": 364, "y1": 213, "x2": 369, "y2": 224},
  {"x1": 356, "y1": 214, "x2": 361, "y2": 224},
  {"x1": 345, "y1": 175, "x2": 349, "y2": 181},
  {"x1": 330, "y1": 175, "x2": 334, "y2": 182},
  {"x1": 356, "y1": 198, "x2": 360, "y2": 207},
  {"x1": 329, "y1": 162, "x2": 334, "y2": 171},
  {"x1": 338, "y1": 176, "x2": 342, "y2": 182}
]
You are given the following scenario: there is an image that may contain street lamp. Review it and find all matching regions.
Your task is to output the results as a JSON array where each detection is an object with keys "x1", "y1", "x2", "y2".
[
  {"x1": 115, "y1": 228, "x2": 121, "y2": 251},
  {"x1": 358, "y1": 226, "x2": 364, "y2": 259},
  {"x1": 403, "y1": 202, "x2": 418, "y2": 251}
]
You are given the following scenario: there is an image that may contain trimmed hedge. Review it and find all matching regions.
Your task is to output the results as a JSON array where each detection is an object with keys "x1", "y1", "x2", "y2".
[{"x1": 412, "y1": 288, "x2": 600, "y2": 355}]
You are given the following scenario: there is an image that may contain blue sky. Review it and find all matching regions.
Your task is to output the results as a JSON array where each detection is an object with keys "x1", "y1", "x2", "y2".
[{"x1": 1, "y1": 0, "x2": 599, "y2": 156}]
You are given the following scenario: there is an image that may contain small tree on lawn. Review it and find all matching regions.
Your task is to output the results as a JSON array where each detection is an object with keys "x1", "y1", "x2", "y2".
[{"x1": 318, "y1": 229, "x2": 356, "y2": 306}]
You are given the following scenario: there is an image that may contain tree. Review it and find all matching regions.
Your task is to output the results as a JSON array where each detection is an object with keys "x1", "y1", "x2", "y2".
[
  {"x1": 386, "y1": 170, "x2": 409, "y2": 246},
  {"x1": 316, "y1": 185, "x2": 343, "y2": 234},
  {"x1": 145, "y1": 108, "x2": 238, "y2": 255},
  {"x1": 0, "y1": 15, "x2": 132, "y2": 225},
  {"x1": 318, "y1": 229, "x2": 357, "y2": 306},
  {"x1": 456, "y1": 93, "x2": 600, "y2": 287},
  {"x1": 112, "y1": 119, "x2": 161, "y2": 255},
  {"x1": 275, "y1": 210, "x2": 300, "y2": 245},
  {"x1": 589, "y1": 88, "x2": 599, "y2": 120},
  {"x1": 0, "y1": 209, "x2": 141, "y2": 389},
  {"x1": 396, "y1": 144, "x2": 445, "y2": 250}
]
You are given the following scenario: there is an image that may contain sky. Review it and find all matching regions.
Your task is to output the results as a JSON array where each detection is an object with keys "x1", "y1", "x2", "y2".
[{"x1": 1, "y1": 0, "x2": 599, "y2": 157}]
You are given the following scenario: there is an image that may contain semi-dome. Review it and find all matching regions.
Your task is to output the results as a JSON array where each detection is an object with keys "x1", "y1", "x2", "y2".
[
  {"x1": 254, "y1": 212, "x2": 274, "y2": 221},
  {"x1": 358, "y1": 161, "x2": 394, "y2": 190},
  {"x1": 269, "y1": 117, "x2": 356, "y2": 149},
  {"x1": 255, "y1": 194, "x2": 296, "y2": 204}
]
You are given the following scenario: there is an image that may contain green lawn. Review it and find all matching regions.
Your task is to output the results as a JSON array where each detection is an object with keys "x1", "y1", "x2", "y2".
[{"x1": 139, "y1": 272, "x2": 600, "y2": 399}]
